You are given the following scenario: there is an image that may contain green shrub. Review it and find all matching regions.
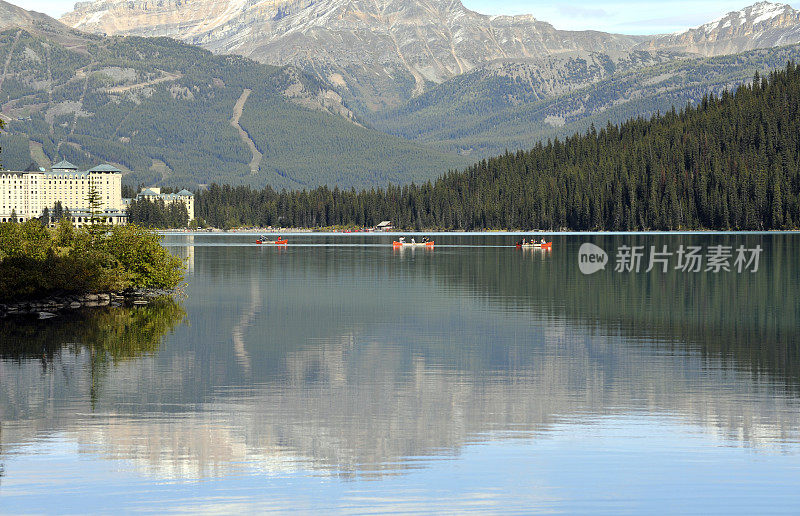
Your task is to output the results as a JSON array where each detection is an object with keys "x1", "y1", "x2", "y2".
[
  {"x1": 103, "y1": 224, "x2": 184, "y2": 289},
  {"x1": 0, "y1": 220, "x2": 184, "y2": 300}
]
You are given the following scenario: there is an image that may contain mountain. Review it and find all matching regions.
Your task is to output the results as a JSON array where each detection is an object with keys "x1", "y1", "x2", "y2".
[
  {"x1": 47, "y1": 0, "x2": 800, "y2": 176},
  {"x1": 0, "y1": 3, "x2": 463, "y2": 188},
  {"x1": 366, "y1": 2, "x2": 800, "y2": 155},
  {"x1": 642, "y1": 2, "x2": 800, "y2": 56},
  {"x1": 60, "y1": 1, "x2": 800, "y2": 116},
  {"x1": 61, "y1": 0, "x2": 647, "y2": 112},
  {"x1": 370, "y1": 49, "x2": 678, "y2": 152},
  {"x1": 0, "y1": 0, "x2": 63, "y2": 32},
  {"x1": 373, "y1": 44, "x2": 800, "y2": 156}
]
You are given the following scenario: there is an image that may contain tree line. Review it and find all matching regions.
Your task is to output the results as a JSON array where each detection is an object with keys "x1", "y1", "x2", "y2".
[
  {"x1": 193, "y1": 63, "x2": 800, "y2": 231},
  {"x1": 126, "y1": 198, "x2": 189, "y2": 228}
]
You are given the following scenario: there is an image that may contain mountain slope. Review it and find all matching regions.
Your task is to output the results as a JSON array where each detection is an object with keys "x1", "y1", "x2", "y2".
[
  {"x1": 52, "y1": 0, "x2": 800, "y2": 166},
  {"x1": 61, "y1": 1, "x2": 800, "y2": 112},
  {"x1": 61, "y1": 0, "x2": 646, "y2": 112},
  {"x1": 0, "y1": 0, "x2": 64, "y2": 32},
  {"x1": 372, "y1": 43, "x2": 800, "y2": 156},
  {"x1": 370, "y1": 50, "x2": 678, "y2": 150},
  {"x1": 0, "y1": 20, "x2": 463, "y2": 188}
]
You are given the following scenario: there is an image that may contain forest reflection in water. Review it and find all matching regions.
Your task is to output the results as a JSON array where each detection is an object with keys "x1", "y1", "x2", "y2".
[
  {"x1": 1, "y1": 234, "x2": 799, "y2": 513},
  {"x1": 0, "y1": 298, "x2": 186, "y2": 414},
  {"x1": 1, "y1": 298, "x2": 187, "y2": 362}
]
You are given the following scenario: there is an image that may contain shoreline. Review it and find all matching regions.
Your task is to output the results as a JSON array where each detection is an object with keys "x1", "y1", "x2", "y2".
[
  {"x1": 158, "y1": 229, "x2": 800, "y2": 236},
  {"x1": 0, "y1": 288, "x2": 177, "y2": 319}
]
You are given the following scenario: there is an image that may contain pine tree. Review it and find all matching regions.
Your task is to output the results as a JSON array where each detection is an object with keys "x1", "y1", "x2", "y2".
[
  {"x1": 86, "y1": 181, "x2": 103, "y2": 225},
  {"x1": 52, "y1": 202, "x2": 64, "y2": 222}
]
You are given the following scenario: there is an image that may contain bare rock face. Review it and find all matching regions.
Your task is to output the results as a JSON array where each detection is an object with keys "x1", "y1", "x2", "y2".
[
  {"x1": 62, "y1": 0, "x2": 265, "y2": 38},
  {"x1": 641, "y1": 2, "x2": 800, "y2": 56},
  {"x1": 61, "y1": 0, "x2": 645, "y2": 109}
]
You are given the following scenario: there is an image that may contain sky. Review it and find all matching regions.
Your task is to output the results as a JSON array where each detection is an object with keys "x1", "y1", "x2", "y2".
[{"x1": 10, "y1": 0, "x2": 800, "y2": 35}]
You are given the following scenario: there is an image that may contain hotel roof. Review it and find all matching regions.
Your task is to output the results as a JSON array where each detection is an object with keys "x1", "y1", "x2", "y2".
[
  {"x1": 52, "y1": 160, "x2": 77, "y2": 170},
  {"x1": 88, "y1": 164, "x2": 123, "y2": 173}
]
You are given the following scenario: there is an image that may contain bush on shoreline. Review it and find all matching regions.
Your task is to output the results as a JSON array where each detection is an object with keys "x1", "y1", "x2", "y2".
[{"x1": 0, "y1": 220, "x2": 184, "y2": 301}]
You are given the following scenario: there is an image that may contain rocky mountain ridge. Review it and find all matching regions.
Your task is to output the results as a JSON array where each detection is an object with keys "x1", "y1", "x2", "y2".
[
  {"x1": 60, "y1": 1, "x2": 800, "y2": 113},
  {"x1": 642, "y1": 1, "x2": 800, "y2": 55},
  {"x1": 61, "y1": 0, "x2": 648, "y2": 110},
  {"x1": 374, "y1": 43, "x2": 800, "y2": 157}
]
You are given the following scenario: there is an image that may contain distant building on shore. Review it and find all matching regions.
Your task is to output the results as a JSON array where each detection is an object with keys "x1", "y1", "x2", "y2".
[
  {"x1": 125, "y1": 187, "x2": 195, "y2": 221},
  {"x1": 376, "y1": 220, "x2": 393, "y2": 231},
  {"x1": 0, "y1": 161, "x2": 126, "y2": 226}
]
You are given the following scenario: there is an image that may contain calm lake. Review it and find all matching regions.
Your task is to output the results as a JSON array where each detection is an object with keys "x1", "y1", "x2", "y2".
[{"x1": 2, "y1": 233, "x2": 800, "y2": 513}]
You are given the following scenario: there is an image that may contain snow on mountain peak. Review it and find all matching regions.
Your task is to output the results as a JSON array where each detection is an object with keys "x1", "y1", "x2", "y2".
[
  {"x1": 696, "y1": 2, "x2": 792, "y2": 34},
  {"x1": 745, "y1": 1, "x2": 791, "y2": 22},
  {"x1": 646, "y1": 1, "x2": 800, "y2": 58}
]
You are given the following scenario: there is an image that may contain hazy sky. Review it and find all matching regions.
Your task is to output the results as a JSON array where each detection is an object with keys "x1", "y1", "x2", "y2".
[{"x1": 12, "y1": 0, "x2": 798, "y2": 35}]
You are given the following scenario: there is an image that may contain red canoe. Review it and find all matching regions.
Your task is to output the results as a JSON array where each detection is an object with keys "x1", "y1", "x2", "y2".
[
  {"x1": 517, "y1": 241, "x2": 552, "y2": 249},
  {"x1": 393, "y1": 240, "x2": 434, "y2": 247}
]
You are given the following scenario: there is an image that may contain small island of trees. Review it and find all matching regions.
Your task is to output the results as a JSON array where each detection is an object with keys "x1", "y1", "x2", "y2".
[{"x1": 0, "y1": 219, "x2": 184, "y2": 301}]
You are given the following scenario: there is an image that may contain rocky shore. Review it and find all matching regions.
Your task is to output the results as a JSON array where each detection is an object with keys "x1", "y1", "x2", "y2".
[{"x1": 0, "y1": 289, "x2": 175, "y2": 319}]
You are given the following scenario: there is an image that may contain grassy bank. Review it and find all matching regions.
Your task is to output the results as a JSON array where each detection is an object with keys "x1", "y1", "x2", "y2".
[{"x1": 0, "y1": 220, "x2": 185, "y2": 301}]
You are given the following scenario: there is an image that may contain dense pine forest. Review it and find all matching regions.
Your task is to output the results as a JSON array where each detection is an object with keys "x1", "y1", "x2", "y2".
[
  {"x1": 126, "y1": 199, "x2": 189, "y2": 229},
  {"x1": 195, "y1": 63, "x2": 800, "y2": 231}
]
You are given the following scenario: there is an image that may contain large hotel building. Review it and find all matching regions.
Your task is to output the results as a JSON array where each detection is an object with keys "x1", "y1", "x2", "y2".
[
  {"x1": 1, "y1": 160, "x2": 195, "y2": 225},
  {"x1": 0, "y1": 160, "x2": 126, "y2": 225}
]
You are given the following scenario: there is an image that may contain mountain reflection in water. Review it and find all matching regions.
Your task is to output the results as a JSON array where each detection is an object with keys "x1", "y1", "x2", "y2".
[{"x1": 1, "y1": 234, "x2": 799, "y2": 512}]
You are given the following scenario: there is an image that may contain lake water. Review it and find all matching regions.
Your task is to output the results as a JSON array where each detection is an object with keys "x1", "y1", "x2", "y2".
[{"x1": 1, "y1": 233, "x2": 800, "y2": 513}]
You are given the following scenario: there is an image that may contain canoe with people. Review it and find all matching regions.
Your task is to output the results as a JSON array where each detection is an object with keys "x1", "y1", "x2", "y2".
[
  {"x1": 393, "y1": 236, "x2": 435, "y2": 248},
  {"x1": 256, "y1": 236, "x2": 288, "y2": 244},
  {"x1": 516, "y1": 238, "x2": 552, "y2": 249}
]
